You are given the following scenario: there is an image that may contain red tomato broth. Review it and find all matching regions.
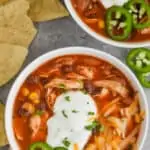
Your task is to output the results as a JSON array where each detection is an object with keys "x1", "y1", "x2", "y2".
[
  {"x1": 71, "y1": 0, "x2": 150, "y2": 42},
  {"x1": 13, "y1": 55, "x2": 142, "y2": 150}
]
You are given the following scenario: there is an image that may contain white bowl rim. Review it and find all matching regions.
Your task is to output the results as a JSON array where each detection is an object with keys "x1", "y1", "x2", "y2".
[
  {"x1": 64, "y1": 0, "x2": 150, "y2": 48},
  {"x1": 5, "y1": 47, "x2": 149, "y2": 150}
]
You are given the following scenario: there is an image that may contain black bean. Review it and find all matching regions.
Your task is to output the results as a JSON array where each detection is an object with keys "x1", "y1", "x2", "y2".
[
  {"x1": 37, "y1": 102, "x2": 47, "y2": 111},
  {"x1": 26, "y1": 75, "x2": 39, "y2": 84},
  {"x1": 18, "y1": 108, "x2": 30, "y2": 117},
  {"x1": 61, "y1": 65, "x2": 73, "y2": 74},
  {"x1": 84, "y1": 80, "x2": 95, "y2": 94},
  {"x1": 84, "y1": 80, "x2": 101, "y2": 95},
  {"x1": 40, "y1": 77, "x2": 49, "y2": 85}
]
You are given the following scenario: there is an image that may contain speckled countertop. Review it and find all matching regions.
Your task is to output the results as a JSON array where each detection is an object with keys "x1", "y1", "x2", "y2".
[{"x1": 0, "y1": 16, "x2": 150, "y2": 150}]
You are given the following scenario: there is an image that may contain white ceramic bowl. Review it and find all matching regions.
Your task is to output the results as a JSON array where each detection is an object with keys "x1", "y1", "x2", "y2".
[
  {"x1": 64, "y1": 0, "x2": 150, "y2": 48},
  {"x1": 5, "y1": 47, "x2": 149, "y2": 150}
]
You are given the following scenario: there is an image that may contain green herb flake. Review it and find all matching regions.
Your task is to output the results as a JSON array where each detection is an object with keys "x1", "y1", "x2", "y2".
[
  {"x1": 65, "y1": 96, "x2": 71, "y2": 102},
  {"x1": 62, "y1": 110, "x2": 68, "y2": 118},
  {"x1": 88, "y1": 112, "x2": 95, "y2": 115},
  {"x1": 35, "y1": 110, "x2": 44, "y2": 116},
  {"x1": 59, "y1": 83, "x2": 66, "y2": 89},
  {"x1": 72, "y1": 110, "x2": 79, "y2": 113},
  {"x1": 85, "y1": 120, "x2": 99, "y2": 131},
  {"x1": 85, "y1": 120, "x2": 103, "y2": 133},
  {"x1": 100, "y1": 124, "x2": 105, "y2": 132},
  {"x1": 62, "y1": 137, "x2": 71, "y2": 147},
  {"x1": 81, "y1": 89, "x2": 88, "y2": 95},
  {"x1": 78, "y1": 80, "x2": 84, "y2": 88}
]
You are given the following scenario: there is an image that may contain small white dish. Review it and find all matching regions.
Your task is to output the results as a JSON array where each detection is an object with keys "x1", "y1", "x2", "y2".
[{"x1": 64, "y1": 0, "x2": 150, "y2": 48}]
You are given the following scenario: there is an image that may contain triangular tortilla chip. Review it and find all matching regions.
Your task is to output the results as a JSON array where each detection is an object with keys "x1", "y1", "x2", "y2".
[
  {"x1": 0, "y1": 43, "x2": 28, "y2": 86},
  {"x1": 0, "y1": 102, "x2": 8, "y2": 146},
  {"x1": 0, "y1": 0, "x2": 37, "y2": 47},
  {"x1": 27, "y1": 0, "x2": 69, "y2": 22},
  {"x1": 0, "y1": 27, "x2": 36, "y2": 47}
]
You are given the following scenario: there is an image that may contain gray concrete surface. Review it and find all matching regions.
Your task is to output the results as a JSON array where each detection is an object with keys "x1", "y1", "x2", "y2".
[{"x1": 0, "y1": 16, "x2": 149, "y2": 150}]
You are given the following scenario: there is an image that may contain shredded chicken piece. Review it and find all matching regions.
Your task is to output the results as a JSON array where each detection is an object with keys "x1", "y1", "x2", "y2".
[
  {"x1": 94, "y1": 80, "x2": 129, "y2": 98},
  {"x1": 111, "y1": 137, "x2": 122, "y2": 150},
  {"x1": 55, "y1": 57, "x2": 76, "y2": 66},
  {"x1": 101, "y1": 97, "x2": 120, "y2": 116},
  {"x1": 76, "y1": 65, "x2": 95, "y2": 79},
  {"x1": 45, "y1": 88, "x2": 57, "y2": 110},
  {"x1": 140, "y1": 27, "x2": 150, "y2": 34},
  {"x1": 39, "y1": 68, "x2": 60, "y2": 78},
  {"x1": 76, "y1": 0, "x2": 91, "y2": 12},
  {"x1": 29, "y1": 115, "x2": 41, "y2": 136},
  {"x1": 107, "y1": 117, "x2": 128, "y2": 138},
  {"x1": 94, "y1": 88, "x2": 110, "y2": 99},
  {"x1": 66, "y1": 72, "x2": 86, "y2": 80},
  {"x1": 95, "y1": 136, "x2": 105, "y2": 150},
  {"x1": 85, "y1": 144, "x2": 97, "y2": 150},
  {"x1": 119, "y1": 125, "x2": 140, "y2": 150},
  {"x1": 106, "y1": 128, "x2": 113, "y2": 143},
  {"x1": 120, "y1": 96, "x2": 139, "y2": 118},
  {"x1": 105, "y1": 143, "x2": 113, "y2": 150},
  {"x1": 45, "y1": 78, "x2": 84, "y2": 89},
  {"x1": 104, "y1": 104, "x2": 117, "y2": 117}
]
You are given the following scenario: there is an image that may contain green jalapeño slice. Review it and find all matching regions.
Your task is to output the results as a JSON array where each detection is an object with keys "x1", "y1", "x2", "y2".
[
  {"x1": 106, "y1": 6, "x2": 132, "y2": 41},
  {"x1": 29, "y1": 142, "x2": 53, "y2": 150},
  {"x1": 125, "y1": 0, "x2": 150, "y2": 29},
  {"x1": 126, "y1": 48, "x2": 150, "y2": 73},
  {"x1": 137, "y1": 72, "x2": 150, "y2": 88}
]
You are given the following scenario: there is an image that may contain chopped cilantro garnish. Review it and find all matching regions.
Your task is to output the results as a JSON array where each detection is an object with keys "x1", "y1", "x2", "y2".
[
  {"x1": 62, "y1": 110, "x2": 68, "y2": 118},
  {"x1": 81, "y1": 89, "x2": 88, "y2": 94},
  {"x1": 88, "y1": 112, "x2": 95, "y2": 115},
  {"x1": 85, "y1": 120, "x2": 99, "y2": 131},
  {"x1": 35, "y1": 110, "x2": 44, "y2": 116},
  {"x1": 100, "y1": 124, "x2": 105, "y2": 132},
  {"x1": 78, "y1": 80, "x2": 84, "y2": 88},
  {"x1": 59, "y1": 83, "x2": 66, "y2": 89},
  {"x1": 62, "y1": 137, "x2": 71, "y2": 147},
  {"x1": 72, "y1": 110, "x2": 79, "y2": 113},
  {"x1": 85, "y1": 120, "x2": 104, "y2": 133},
  {"x1": 54, "y1": 146, "x2": 68, "y2": 150},
  {"x1": 65, "y1": 96, "x2": 71, "y2": 102}
]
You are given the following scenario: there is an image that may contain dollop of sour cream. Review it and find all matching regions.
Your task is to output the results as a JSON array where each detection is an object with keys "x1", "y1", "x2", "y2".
[
  {"x1": 46, "y1": 91, "x2": 97, "y2": 150},
  {"x1": 99, "y1": 0, "x2": 129, "y2": 8}
]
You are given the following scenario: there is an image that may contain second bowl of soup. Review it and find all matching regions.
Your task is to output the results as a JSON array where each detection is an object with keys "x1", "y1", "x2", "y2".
[
  {"x1": 65, "y1": 0, "x2": 150, "y2": 48},
  {"x1": 5, "y1": 47, "x2": 148, "y2": 150}
]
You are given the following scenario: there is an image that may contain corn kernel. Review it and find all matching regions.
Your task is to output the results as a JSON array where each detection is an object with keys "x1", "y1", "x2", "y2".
[
  {"x1": 29, "y1": 92, "x2": 39, "y2": 101},
  {"x1": 98, "y1": 20, "x2": 105, "y2": 29},
  {"x1": 22, "y1": 88, "x2": 29, "y2": 97},
  {"x1": 32, "y1": 99, "x2": 40, "y2": 104},
  {"x1": 135, "y1": 114, "x2": 140, "y2": 123}
]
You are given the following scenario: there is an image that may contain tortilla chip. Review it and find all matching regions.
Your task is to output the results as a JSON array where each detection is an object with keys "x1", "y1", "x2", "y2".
[
  {"x1": 0, "y1": 0, "x2": 9, "y2": 5},
  {"x1": 0, "y1": 43, "x2": 28, "y2": 86},
  {"x1": 0, "y1": 27, "x2": 36, "y2": 47},
  {"x1": 0, "y1": 0, "x2": 37, "y2": 47},
  {"x1": 27, "y1": 0, "x2": 69, "y2": 22},
  {"x1": 0, "y1": 102, "x2": 8, "y2": 146}
]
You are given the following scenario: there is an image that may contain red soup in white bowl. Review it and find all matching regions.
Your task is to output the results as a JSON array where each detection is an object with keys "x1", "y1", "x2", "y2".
[
  {"x1": 64, "y1": 0, "x2": 150, "y2": 48},
  {"x1": 5, "y1": 47, "x2": 149, "y2": 150}
]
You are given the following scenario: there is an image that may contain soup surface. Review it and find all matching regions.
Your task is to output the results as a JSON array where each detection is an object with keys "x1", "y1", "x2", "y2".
[
  {"x1": 71, "y1": 0, "x2": 150, "y2": 42},
  {"x1": 13, "y1": 55, "x2": 144, "y2": 150}
]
